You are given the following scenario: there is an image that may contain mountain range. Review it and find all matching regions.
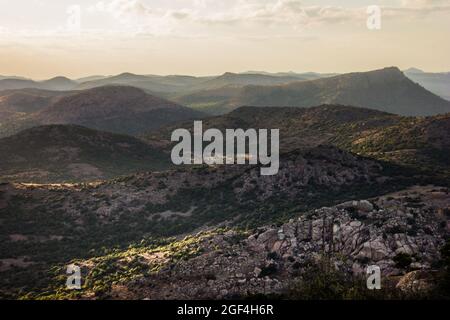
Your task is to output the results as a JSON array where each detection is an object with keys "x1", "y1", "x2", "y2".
[
  {"x1": 2, "y1": 67, "x2": 447, "y2": 105},
  {"x1": 1, "y1": 66, "x2": 450, "y2": 300},
  {"x1": 0, "y1": 76, "x2": 78, "y2": 91},
  {"x1": 0, "y1": 71, "x2": 331, "y2": 94},
  {"x1": 1, "y1": 121, "x2": 448, "y2": 298},
  {"x1": 175, "y1": 67, "x2": 450, "y2": 115},
  {"x1": 0, "y1": 86, "x2": 204, "y2": 138},
  {"x1": 147, "y1": 104, "x2": 450, "y2": 177},
  {"x1": 1, "y1": 67, "x2": 449, "y2": 140},
  {"x1": 2, "y1": 104, "x2": 449, "y2": 184},
  {"x1": 404, "y1": 68, "x2": 450, "y2": 101}
]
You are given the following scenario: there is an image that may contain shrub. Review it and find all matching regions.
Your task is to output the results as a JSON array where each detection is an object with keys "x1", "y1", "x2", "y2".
[
  {"x1": 287, "y1": 258, "x2": 404, "y2": 300},
  {"x1": 394, "y1": 253, "x2": 412, "y2": 269},
  {"x1": 259, "y1": 263, "x2": 278, "y2": 278},
  {"x1": 267, "y1": 252, "x2": 280, "y2": 260},
  {"x1": 437, "y1": 240, "x2": 450, "y2": 296}
]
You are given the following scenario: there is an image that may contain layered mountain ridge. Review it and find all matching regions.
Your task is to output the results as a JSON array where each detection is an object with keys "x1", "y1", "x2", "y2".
[
  {"x1": 0, "y1": 86, "x2": 204, "y2": 137},
  {"x1": 176, "y1": 67, "x2": 450, "y2": 115}
]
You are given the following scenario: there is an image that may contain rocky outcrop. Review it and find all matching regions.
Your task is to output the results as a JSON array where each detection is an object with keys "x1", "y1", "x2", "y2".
[
  {"x1": 396, "y1": 270, "x2": 437, "y2": 293},
  {"x1": 128, "y1": 186, "x2": 449, "y2": 299}
]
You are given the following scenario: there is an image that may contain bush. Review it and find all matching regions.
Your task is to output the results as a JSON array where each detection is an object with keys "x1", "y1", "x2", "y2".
[
  {"x1": 437, "y1": 240, "x2": 450, "y2": 296},
  {"x1": 394, "y1": 253, "x2": 413, "y2": 269},
  {"x1": 267, "y1": 252, "x2": 280, "y2": 260},
  {"x1": 259, "y1": 263, "x2": 278, "y2": 278},
  {"x1": 287, "y1": 258, "x2": 404, "y2": 300}
]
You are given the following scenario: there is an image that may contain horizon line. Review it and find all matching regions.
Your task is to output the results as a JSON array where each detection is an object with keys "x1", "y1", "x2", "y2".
[{"x1": 1, "y1": 66, "x2": 448, "y2": 82}]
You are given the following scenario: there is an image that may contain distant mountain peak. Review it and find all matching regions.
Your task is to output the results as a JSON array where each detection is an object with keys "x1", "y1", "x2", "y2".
[
  {"x1": 39, "y1": 76, "x2": 77, "y2": 90},
  {"x1": 117, "y1": 72, "x2": 138, "y2": 77},
  {"x1": 42, "y1": 85, "x2": 175, "y2": 116},
  {"x1": 221, "y1": 72, "x2": 238, "y2": 77},
  {"x1": 405, "y1": 67, "x2": 425, "y2": 74},
  {"x1": 29, "y1": 85, "x2": 204, "y2": 136},
  {"x1": 366, "y1": 66, "x2": 403, "y2": 76},
  {"x1": 82, "y1": 84, "x2": 147, "y2": 95},
  {"x1": 180, "y1": 67, "x2": 450, "y2": 116},
  {"x1": 106, "y1": 72, "x2": 150, "y2": 82},
  {"x1": 45, "y1": 76, "x2": 73, "y2": 82}
]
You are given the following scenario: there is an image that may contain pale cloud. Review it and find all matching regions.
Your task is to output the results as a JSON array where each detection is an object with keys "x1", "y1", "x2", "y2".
[
  {"x1": 401, "y1": 0, "x2": 450, "y2": 6},
  {"x1": 86, "y1": 0, "x2": 363, "y2": 34},
  {"x1": 86, "y1": 0, "x2": 450, "y2": 36},
  {"x1": 383, "y1": 0, "x2": 450, "y2": 19},
  {"x1": 1, "y1": 0, "x2": 449, "y2": 79},
  {"x1": 2, "y1": 0, "x2": 448, "y2": 39}
]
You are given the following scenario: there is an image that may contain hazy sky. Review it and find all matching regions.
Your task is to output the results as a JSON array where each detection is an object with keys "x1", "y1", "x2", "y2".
[{"x1": 0, "y1": 0, "x2": 449, "y2": 79}]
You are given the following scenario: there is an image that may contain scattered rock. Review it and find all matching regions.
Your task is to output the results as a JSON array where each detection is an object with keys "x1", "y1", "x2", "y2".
[{"x1": 396, "y1": 270, "x2": 436, "y2": 293}]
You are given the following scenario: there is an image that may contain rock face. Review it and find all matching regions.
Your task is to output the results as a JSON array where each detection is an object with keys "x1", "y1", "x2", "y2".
[
  {"x1": 396, "y1": 270, "x2": 437, "y2": 293},
  {"x1": 127, "y1": 186, "x2": 449, "y2": 299}
]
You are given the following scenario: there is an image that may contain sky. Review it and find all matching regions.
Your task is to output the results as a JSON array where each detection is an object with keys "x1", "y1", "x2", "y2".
[{"x1": 0, "y1": 0, "x2": 449, "y2": 79}]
